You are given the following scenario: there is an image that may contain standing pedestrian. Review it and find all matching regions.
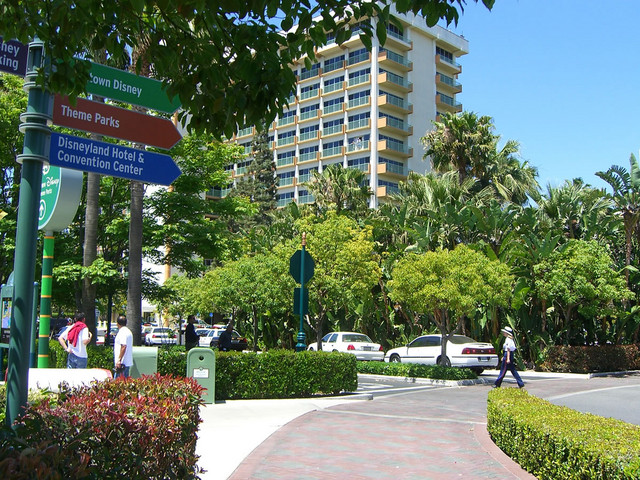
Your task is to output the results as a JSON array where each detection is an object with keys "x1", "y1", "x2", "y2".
[
  {"x1": 114, "y1": 315, "x2": 133, "y2": 379},
  {"x1": 58, "y1": 312, "x2": 92, "y2": 368},
  {"x1": 218, "y1": 323, "x2": 233, "y2": 352},
  {"x1": 185, "y1": 315, "x2": 199, "y2": 351},
  {"x1": 493, "y1": 326, "x2": 524, "y2": 389}
]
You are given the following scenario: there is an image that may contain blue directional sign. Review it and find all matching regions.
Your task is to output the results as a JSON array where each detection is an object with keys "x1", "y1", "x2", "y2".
[
  {"x1": 0, "y1": 37, "x2": 28, "y2": 77},
  {"x1": 48, "y1": 132, "x2": 181, "y2": 186}
]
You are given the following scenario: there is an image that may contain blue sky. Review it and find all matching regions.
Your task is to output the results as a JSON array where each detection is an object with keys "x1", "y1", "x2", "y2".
[{"x1": 440, "y1": 0, "x2": 640, "y2": 192}]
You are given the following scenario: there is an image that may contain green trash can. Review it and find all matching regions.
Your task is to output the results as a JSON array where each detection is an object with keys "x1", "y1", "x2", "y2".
[
  {"x1": 130, "y1": 346, "x2": 158, "y2": 378},
  {"x1": 187, "y1": 347, "x2": 216, "y2": 404}
]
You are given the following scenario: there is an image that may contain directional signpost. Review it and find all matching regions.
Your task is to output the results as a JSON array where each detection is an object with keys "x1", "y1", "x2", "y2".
[
  {"x1": 86, "y1": 61, "x2": 181, "y2": 113},
  {"x1": 0, "y1": 37, "x2": 27, "y2": 77},
  {"x1": 290, "y1": 233, "x2": 314, "y2": 352},
  {"x1": 48, "y1": 132, "x2": 181, "y2": 186},
  {"x1": 53, "y1": 94, "x2": 182, "y2": 150}
]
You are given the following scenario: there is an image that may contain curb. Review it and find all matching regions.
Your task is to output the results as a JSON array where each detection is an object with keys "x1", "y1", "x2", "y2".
[{"x1": 357, "y1": 372, "x2": 493, "y2": 387}]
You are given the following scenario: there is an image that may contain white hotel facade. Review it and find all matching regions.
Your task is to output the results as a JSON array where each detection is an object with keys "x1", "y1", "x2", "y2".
[{"x1": 213, "y1": 11, "x2": 468, "y2": 208}]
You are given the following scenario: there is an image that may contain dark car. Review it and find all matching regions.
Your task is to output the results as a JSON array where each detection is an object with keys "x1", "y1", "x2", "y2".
[{"x1": 199, "y1": 328, "x2": 248, "y2": 351}]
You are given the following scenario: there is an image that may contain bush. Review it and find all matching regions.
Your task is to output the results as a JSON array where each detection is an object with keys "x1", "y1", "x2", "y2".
[
  {"x1": 356, "y1": 360, "x2": 477, "y2": 380},
  {"x1": 540, "y1": 344, "x2": 640, "y2": 373},
  {"x1": 487, "y1": 388, "x2": 640, "y2": 479},
  {"x1": 2, "y1": 374, "x2": 204, "y2": 480}
]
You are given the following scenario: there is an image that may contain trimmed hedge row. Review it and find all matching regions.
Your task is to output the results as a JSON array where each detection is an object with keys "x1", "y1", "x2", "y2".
[
  {"x1": 540, "y1": 344, "x2": 640, "y2": 373},
  {"x1": 48, "y1": 342, "x2": 358, "y2": 400},
  {"x1": 487, "y1": 388, "x2": 640, "y2": 479},
  {"x1": 356, "y1": 360, "x2": 477, "y2": 380},
  {"x1": 1, "y1": 375, "x2": 204, "y2": 479}
]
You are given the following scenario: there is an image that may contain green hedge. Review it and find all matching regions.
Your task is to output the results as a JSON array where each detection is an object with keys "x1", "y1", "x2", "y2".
[
  {"x1": 356, "y1": 360, "x2": 477, "y2": 380},
  {"x1": 540, "y1": 344, "x2": 640, "y2": 373},
  {"x1": 487, "y1": 388, "x2": 640, "y2": 479}
]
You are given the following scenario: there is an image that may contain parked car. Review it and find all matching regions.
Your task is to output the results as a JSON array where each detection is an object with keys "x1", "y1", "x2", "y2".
[
  {"x1": 96, "y1": 327, "x2": 118, "y2": 346},
  {"x1": 144, "y1": 327, "x2": 177, "y2": 346},
  {"x1": 307, "y1": 332, "x2": 384, "y2": 361},
  {"x1": 384, "y1": 334, "x2": 498, "y2": 374},
  {"x1": 199, "y1": 328, "x2": 248, "y2": 351},
  {"x1": 141, "y1": 325, "x2": 154, "y2": 344},
  {"x1": 195, "y1": 328, "x2": 212, "y2": 337}
]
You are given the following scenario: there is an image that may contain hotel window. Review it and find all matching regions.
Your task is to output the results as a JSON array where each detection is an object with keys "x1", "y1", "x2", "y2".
[
  {"x1": 299, "y1": 124, "x2": 319, "y2": 142},
  {"x1": 299, "y1": 103, "x2": 319, "y2": 121},
  {"x1": 323, "y1": 96, "x2": 344, "y2": 114},
  {"x1": 348, "y1": 68, "x2": 370, "y2": 87},
  {"x1": 278, "y1": 110, "x2": 295, "y2": 126},
  {"x1": 436, "y1": 46, "x2": 454, "y2": 63},
  {"x1": 348, "y1": 156, "x2": 370, "y2": 171},
  {"x1": 379, "y1": 112, "x2": 405, "y2": 130},
  {"x1": 379, "y1": 134, "x2": 407, "y2": 153},
  {"x1": 347, "y1": 134, "x2": 370, "y2": 152},
  {"x1": 324, "y1": 75, "x2": 345, "y2": 93},
  {"x1": 323, "y1": 118, "x2": 344, "y2": 136},
  {"x1": 323, "y1": 140, "x2": 343, "y2": 157},
  {"x1": 277, "y1": 150, "x2": 295, "y2": 167},
  {"x1": 277, "y1": 191, "x2": 295, "y2": 207},
  {"x1": 278, "y1": 170, "x2": 295, "y2": 187},
  {"x1": 299, "y1": 145, "x2": 319, "y2": 162},
  {"x1": 386, "y1": 23, "x2": 406, "y2": 42},
  {"x1": 298, "y1": 167, "x2": 318, "y2": 183},
  {"x1": 378, "y1": 179, "x2": 399, "y2": 193},
  {"x1": 324, "y1": 55, "x2": 345, "y2": 73},
  {"x1": 239, "y1": 141, "x2": 252, "y2": 154},
  {"x1": 300, "y1": 83, "x2": 320, "y2": 100},
  {"x1": 298, "y1": 189, "x2": 315, "y2": 204},
  {"x1": 277, "y1": 130, "x2": 296, "y2": 146},
  {"x1": 379, "y1": 157, "x2": 405, "y2": 175},
  {"x1": 300, "y1": 63, "x2": 320, "y2": 80},
  {"x1": 348, "y1": 112, "x2": 370, "y2": 130},
  {"x1": 348, "y1": 48, "x2": 368, "y2": 65},
  {"x1": 348, "y1": 89, "x2": 370, "y2": 108},
  {"x1": 236, "y1": 160, "x2": 252, "y2": 175}
]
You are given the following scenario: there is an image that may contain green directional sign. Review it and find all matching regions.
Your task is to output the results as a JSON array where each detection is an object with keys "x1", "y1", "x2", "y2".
[
  {"x1": 86, "y1": 62, "x2": 181, "y2": 113},
  {"x1": 39, "y1": 165, "x2": 83, "y2": 232}
]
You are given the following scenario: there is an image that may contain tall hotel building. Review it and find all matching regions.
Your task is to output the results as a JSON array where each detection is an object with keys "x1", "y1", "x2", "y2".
[{"x1": 216, "y1": 11, "x2": 468, "y2": 208}]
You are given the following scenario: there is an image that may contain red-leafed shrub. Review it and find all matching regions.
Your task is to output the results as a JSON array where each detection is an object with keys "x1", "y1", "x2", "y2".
[
  {"x1": 540, "y1": 344, "x2": 640, "y2": 373},
  {"x1": 2, "y1": 374, "x2": 204, "y2": 480}
]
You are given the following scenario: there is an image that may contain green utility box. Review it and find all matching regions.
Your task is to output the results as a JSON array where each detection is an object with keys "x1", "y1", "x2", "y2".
[
  {"x1": 187, "y1": 347, "x2": 216, "y2": 404},
  {"x1": 131, "y1": 346, "x2": 158, "y2": 378}
]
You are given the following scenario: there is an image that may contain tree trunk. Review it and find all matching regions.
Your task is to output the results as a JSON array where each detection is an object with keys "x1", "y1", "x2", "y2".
[
  {"x1": 82, "y1": 169, "x2": 100, "y2": 342},
  {"x1": 127, "y1": 179, "x2": 144, "y2": 345},
  {"x1": 252, "y1": 304, "x2": 259, "y2": 352}
]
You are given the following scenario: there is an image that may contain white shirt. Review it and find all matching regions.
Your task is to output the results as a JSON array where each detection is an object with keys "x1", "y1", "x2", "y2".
[
  {"x1": 503, "y1": 337, "x2": 516, "y2": 353},
  {"x1": 114, "y1": 326, "x2": 134, "y2": 367},
  {"x1": 60, "y1": 326, "x2": 89, "y2": 359}
]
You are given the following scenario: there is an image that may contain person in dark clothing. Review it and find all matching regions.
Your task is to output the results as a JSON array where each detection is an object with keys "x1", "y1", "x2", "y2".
[
  {"x1": 185, "y1": 315, "x2": 199, "y2": 351},
  {"x1": 218, "y1": 323, "x2": 233, "y2": 352}
]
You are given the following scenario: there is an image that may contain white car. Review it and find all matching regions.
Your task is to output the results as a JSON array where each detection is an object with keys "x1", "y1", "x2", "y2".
[
  {"x1": 144, "y1": 327, "x2": 177, "y2": 345},
  {"x1": 307, "y1": 331, "x2": 384, "y2": 361},
  {"x1": 384, "y1": 334, "x2": 498, "y2": 374}
]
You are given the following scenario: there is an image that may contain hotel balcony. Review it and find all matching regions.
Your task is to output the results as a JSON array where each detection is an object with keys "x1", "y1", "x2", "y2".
[
  {"x1": 321, "y1": 146, "x2": 345, "y2": 159},
  {"x1": 377, "y1": 162, "x2": 407, "y2": 180},
  {"x1": 317, "y1": 38, "x2": 346, "y2": 56},
  {"x1": 206, "y1": 187, "x2": 232, "y2": 199},
  {"x1": 347, "y1": 118, "x2": 370, "y2": 132},
  {"x1": 435, "y1": 54, "x2": 462, "y2": 75},
  {"x1": 298, "y1": 151, "x2": 321, "y2": 164},
  {"x1": 322, "y1": 124, "x2": 346, "y2": 138},
  {"x1": 378, "y1": 71, "x2": 413, "y2": 93},
  {"x1": 384, "y1": 30, "x2": 412, "y2": 51},
  {"x1": 377, "y1": 117, "x2": 413, "y2": 137},
  {"x1": 277, "y1": 177, "x2": 297, "y2": 189},
  {"x1": 436, "y1": 93, "x2": 462, "y2": 113},
  {"x1": 435, "y1": 73, "x2": 462, "y2": 94},
  {"x1": 378, "y1": 93, "x2": 413, "y2": 114},
  {"x1": 346, "y1": 139, "x2": 371, "y2": 154},
  {"x1": 298, "y1": 130, "x2": 321, "y2": 143},
  {"x1": 378, "y1": 50, "x2": 413, "y2": 72},
  {"x1": 376, "y1": 184, "x2": 400, "y2": 199},
  {"x1": 377, "y1": 139, "x2": 412, "y2": 158}
]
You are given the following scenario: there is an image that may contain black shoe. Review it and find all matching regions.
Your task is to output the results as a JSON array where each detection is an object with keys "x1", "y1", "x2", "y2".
[{"x1": 518, "y1": 384, "x2": 525, "y2": 389}]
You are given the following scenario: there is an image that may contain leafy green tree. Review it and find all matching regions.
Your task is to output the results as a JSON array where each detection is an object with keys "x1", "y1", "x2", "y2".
[
  {"x1": 296, "y1": 212, "x2": 382, "y2": 348},
  {"x1": 389, "y1": 244, "x2": 513, "y2": 364},
  {"x1": 534, "y1": 240, "x2": 633, "y2": 345},
  {"x1": 306, "y1": 164, "x2": 372, "y2": 218},
  {"x1": 0, "y1": 0, "x2": 493, "y2": 137}
]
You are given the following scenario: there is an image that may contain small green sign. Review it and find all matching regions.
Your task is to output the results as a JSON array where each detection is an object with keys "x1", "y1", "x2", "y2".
[
  {"x1": 289, "y1": 250, "x2": 314, "y2": 284},
  {"x1": 39, "y1": 165, "x2": 83, "y2": 232},
  {"x1": 86, "y1": 62, "x2": 181, "y2": 113}
]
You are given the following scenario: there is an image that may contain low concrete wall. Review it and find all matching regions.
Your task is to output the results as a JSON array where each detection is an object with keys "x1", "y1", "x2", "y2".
[{"x1": 28, "y1": 367, "x2": 112, "y2": 392}]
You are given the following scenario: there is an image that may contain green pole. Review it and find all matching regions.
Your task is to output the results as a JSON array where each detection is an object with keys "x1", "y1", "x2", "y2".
[
  {"x1": 6, "y1": 39, "x2": 50, "y2": 426},
  {"x1": 295, "y1": 233, "x2": 307, "y2": 352},
  {"x1": 37, "y1": 232, "x2": 54, "y2": 368}
]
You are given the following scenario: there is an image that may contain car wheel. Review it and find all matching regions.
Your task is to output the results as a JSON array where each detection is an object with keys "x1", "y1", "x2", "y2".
[
  {"x1": 471, "y1": 367, "x2": 484, "y2": 375},
  {"x1": 437, "y1": 356, "x2": 451, "y2": 367},
  {"x1": 332, "y1": 349, "x2": 339, "y2": 353},
  {"x1": 389, "y1": 354, "x2": 401, "y2": 363},
  {"x1": 308, "y1": 346, "x2": 314, "y2": 351}
]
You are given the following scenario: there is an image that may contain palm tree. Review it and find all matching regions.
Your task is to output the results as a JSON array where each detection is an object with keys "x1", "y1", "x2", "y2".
[
  {"x1": 596, "y1": 153, "x2": 640, "y2": 285},
  {"x1": 306, "y1": 164, "x2": 372, "y2": 217},
  {"x1": 420, "y1": 111, "x2": 495, "y2": 183}
]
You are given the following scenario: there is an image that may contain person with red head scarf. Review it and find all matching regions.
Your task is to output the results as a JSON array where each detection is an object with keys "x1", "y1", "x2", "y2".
[{"x1": 58, "y1": 312, "x2": 92, "y2": 368}]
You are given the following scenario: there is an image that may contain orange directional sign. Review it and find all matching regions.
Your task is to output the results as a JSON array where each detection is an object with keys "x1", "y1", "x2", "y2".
[{"x1": 52, "y1": 94, "x2": 182, "y2": 150}]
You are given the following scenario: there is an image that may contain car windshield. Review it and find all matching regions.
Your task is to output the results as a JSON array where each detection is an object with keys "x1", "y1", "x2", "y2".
[
  {"x1": 449, "y1": 335, "x2": 477, "y2": 344},
  {"x1": 342, "y1": 334, "x2": 372, "y2": 343},
  {"x1": 154, "y1": 328, "x2": 172, "y2": 334}
]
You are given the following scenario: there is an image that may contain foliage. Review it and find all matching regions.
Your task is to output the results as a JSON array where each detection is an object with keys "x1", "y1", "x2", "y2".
[
  {"x1": 356, "y1": 361, "x2": 476, "y2": 380},
  {"x1": 487, "y1": 388, "x2": 640, "y2": 479},
  {"x1": 539, "y1": 344, "x2": 640, "y2": 374},
  {"x1": 4, "y1": 375, "x2": 204, "y2": 479},
  {"x1": 306, "y1": 163, "x2": 373, "y2": 219}
]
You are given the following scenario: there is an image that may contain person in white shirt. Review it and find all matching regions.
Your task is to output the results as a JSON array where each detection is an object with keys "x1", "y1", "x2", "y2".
[
  {"x1": 493, "y1": 326, "x2": 525, "y2": 388},
  {"x1": 114, "y1": 315, "x2": 134, "y2": 378},
  {"x1": 58, "y1": 312, "x2": 92, "y2": 368}
]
